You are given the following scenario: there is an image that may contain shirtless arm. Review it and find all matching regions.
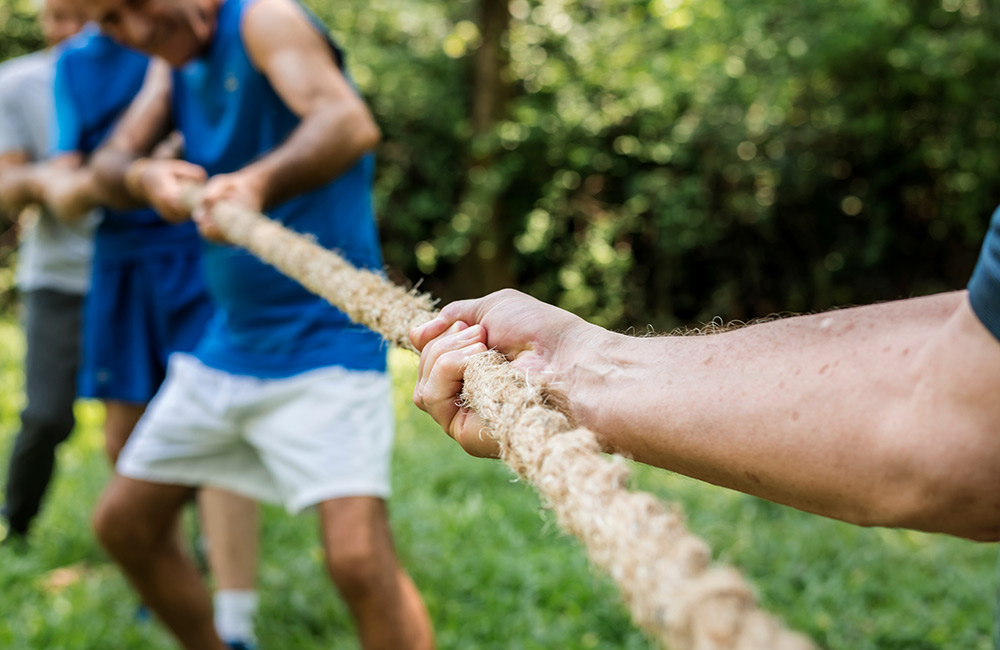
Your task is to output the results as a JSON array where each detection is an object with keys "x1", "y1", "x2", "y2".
[{"x1": 411, "y1": 289, "x2": 1000, "y2": 541}]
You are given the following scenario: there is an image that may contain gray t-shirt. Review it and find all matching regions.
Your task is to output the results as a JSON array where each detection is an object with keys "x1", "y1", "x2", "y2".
[{"x1": 0, "y1": 49, "x2": 97, "y2": 294}]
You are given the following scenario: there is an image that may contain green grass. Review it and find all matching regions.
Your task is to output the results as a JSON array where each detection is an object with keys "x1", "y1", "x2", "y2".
[{"x1": 0, "y1": 318, "x2": 994, "y2": 649}]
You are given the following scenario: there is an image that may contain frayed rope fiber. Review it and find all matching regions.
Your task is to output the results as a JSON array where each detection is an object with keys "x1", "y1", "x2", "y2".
[{"x1": 200, "y1": 194, "x2": 817, "y2": 650}]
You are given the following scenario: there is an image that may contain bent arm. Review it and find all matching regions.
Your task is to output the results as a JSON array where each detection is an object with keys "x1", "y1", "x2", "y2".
[
  {"x1": 0, "y1": 152, "x2": 92, "y2": 220},
  {"x1": 43, "y1": 153, "x2": 106, "y2": 222},
  {"x1": 90, "y1": 58, "x2": 174, "y2": 209},
  {"x1": 237, "y1": 0, "x2": 380, "y2": 208},
  {"x1": 0, "y1": 150, "x2": 44, "y2": 215}
]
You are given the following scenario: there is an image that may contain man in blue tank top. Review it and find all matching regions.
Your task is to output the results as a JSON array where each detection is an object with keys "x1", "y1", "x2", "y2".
[{"x1": 81, "y1": 0, "x2": 434, "y2": 648}]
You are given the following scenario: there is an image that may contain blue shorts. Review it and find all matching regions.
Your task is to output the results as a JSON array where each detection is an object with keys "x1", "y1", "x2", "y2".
[{"x1": 79, "y1": 245, "x2": 213, "y2": 403}]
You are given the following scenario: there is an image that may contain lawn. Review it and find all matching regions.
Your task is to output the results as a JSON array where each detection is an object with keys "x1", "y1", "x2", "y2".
[{"x1": 0, "y1": 318, "x2": 994, "y2": 650}]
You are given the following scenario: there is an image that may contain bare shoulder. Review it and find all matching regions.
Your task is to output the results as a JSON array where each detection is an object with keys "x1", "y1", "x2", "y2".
[{"x1": 240, "y1": 0, "x2": 329, "y2": 67}]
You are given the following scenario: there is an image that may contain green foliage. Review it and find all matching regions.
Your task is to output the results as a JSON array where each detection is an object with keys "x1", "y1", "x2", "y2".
[
  {"x1": 315, "y1": 0, "x2": 999, "y2": 329},
  {"x1": 0, "y1": 327, "x2": 994, "y2": 649},
  {"x1": 1, "y1": 0, "x2": 994, "y2": 327},
  {"x1": 0, "y1": 0, "x2": 44, "y2": 62}
]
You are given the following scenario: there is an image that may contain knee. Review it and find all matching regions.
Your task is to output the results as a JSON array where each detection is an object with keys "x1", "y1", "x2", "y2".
[
  {"x1": 103, "y1": 405, "x2": 145, "y2": 464},
  {"x1": 92, "y1": 492, "x2": 153, "y2": 563},
  {"x1": 104, "y1": 423, "x2": 134, "y2": 464},
  {"x1": 20, "y1": 407, "x2": 75, "y2": 444},
  {"x1": 325, "y1": 545, "x2": 386, "y2": 597},
  {"x1": 104, "y1": 437, "x2": 123, "y2": 465}
]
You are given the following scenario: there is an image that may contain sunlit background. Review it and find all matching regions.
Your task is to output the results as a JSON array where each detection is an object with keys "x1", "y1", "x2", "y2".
[{"x1": 0, "y1": 1, "x2": 996, "y2": 648}]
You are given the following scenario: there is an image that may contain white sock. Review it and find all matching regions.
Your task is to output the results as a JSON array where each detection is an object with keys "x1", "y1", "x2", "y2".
[{"x1": 214, "y1": 589, "x2": 259, "y2": 644}]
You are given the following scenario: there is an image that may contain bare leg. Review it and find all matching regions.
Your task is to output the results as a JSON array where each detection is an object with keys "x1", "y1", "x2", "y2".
[
  {"x1": 317, "y1": 496, "x2": 433, "y2": 650},
  {"x1": 93, "y1": 475, "x2": 226, "y2": 650},
  {"x1": 103, "y1": 400, "x2": 146, "y2": 464},
  {"x1": 200, "y1": 487, "x2": 260, "y2": 643},
  {"x1": 199, "y1": 488, "x2": 259, "y2": 590},
  {"x1": 102, "y1": 400, "x2": 189, "y2": 550}
]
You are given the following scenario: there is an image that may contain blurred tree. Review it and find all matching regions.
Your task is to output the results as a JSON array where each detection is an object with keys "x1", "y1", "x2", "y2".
[
  {"x1": 448, "y1": 0, "x2": 517, "y2": 298},
  {"x1": 0, "y1": 0, "x2": 43, "y2": 308},
  {"x1": 0, "y1": 0, "x2": 44, "y2": 61}
]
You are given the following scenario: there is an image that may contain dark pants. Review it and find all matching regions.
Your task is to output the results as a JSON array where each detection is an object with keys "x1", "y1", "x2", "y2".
[{"x1": 2, "y1": 289, "x2": 84, "y2": 536}]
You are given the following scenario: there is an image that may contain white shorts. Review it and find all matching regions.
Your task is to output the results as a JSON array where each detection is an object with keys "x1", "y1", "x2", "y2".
[{"x1": 117, "y1": 354, "x2": 394, "y2": 512}]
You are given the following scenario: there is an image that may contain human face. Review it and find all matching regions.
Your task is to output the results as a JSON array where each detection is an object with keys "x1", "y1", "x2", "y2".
[
  {"x1": 40, "y1": 0, "x2": 88, "y2": 47},
  {"x1": 86, "y1": 0, "x2": 216, "y2": 66}
]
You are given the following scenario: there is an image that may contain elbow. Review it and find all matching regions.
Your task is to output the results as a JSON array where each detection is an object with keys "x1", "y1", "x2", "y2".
[
  {"x1": 341, "y1": 101, "x2": 381, "y2": 156},
  {"x1": 355, "y1": 111, "x2": 381, "y2": 154},
  {"x1": 90, "y1": 148, "x2": 123, "y2": 196},
  {"x1": 90, "y1": 148, "x2": 143, "y2": 211}
]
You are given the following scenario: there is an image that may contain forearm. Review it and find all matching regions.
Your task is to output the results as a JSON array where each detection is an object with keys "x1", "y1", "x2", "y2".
[
  {"x1": 241, "y1": 103, "x2": 379, "y2": 209},
  {"x1": 568, "y1": 291, "x2": 999, "y2": 537},
  {"x1": 88, "y1": 60, "x2": 174, "y2": 211},
  {"x1": 43, "y1": 165, "x2": 104, "y2": 222},
  {"x1": 0, "y1": 165, "x2": 46, "y2": 213},
  {"x1": 90, "y1": 146, "x2": 149, "y2": 210}
]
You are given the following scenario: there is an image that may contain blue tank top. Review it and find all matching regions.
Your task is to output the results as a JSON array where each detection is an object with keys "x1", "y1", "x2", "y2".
[
  {"x1": 969, "y1": 205, "x2": 1000, "y2": 341},
  {"x1": 53, "y1": 26, "x2": 201, "y2": 257},
  {"x1": 171, "y1": 0, "x2": 386, "y2": 377}
]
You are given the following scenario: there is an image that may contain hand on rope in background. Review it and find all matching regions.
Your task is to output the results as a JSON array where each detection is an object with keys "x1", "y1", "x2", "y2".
[
  {"x1": 0, "y1": 163, "x2": 43, "y2": 217},
  {"x1": 126, "y1": 158, "x2": 266, "y2": 245},
  {"x1": 125, "y1": 157, "x2": 208, "y2": 225},
  {"x1": 192, "y1": 172, "x2": 266, "y2": 244},
  {"x1": 44, "y1": 136, "x2": 186, "y2": 224},
  {"x1": 40, "y1": 166, "x2": 100, "y2": 223}
]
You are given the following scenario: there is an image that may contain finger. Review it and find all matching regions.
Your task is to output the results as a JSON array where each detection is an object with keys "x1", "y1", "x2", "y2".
[
  {"x1": 192, "y1": 208, "x2": 224, "y2": 242},
  {"x1": 453, "y1": 412, "x2": 499, "y2": 459},
  {"x1": 414, "y1": 323, "x2": 480, "y2": 409},
  {"x1": 171, "y1": 167, "x2": 209, "y2": 206},
  {"x1": 437, "y1": 289, "x2": 523, "y2": 330},
  {"x1": 414, "y1": 341, "x2": 489, "y2": 442},
  {"x1": 178, "y1": 165, "x2": 208, "y2": 184},
  {"x1": 429, "y1": 289, "x2": 537, "y2": 355},
  {"x1": 193, "y1": 184, "x2": 224, "y2": 223},
  {"x1": 191, "y1": 205, "x2": 207, "y2": 227},
  {"x1": 410, "y1": 312, "x2": 464, "y2": 352},
  {"x1": 150, "y1": 174, "x2": 190, "y2": 220},
  {"x1": 415, "y1": 321, "x2": 472, "y2": 392},
  {"x1": 200, "y1": 179, "x2": 229, "y2": 204},
  {"x1": 162, "y1": 190, "x2": 193, "y2": 222}
]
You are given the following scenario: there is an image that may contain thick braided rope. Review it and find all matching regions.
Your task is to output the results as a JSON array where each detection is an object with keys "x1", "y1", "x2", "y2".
[{"x1": 204, "y1": 197, "x2": 818, "y2": 650}]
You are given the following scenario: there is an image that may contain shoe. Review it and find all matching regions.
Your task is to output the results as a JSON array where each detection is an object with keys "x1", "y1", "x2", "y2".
[
  {"x1": 134, "y1": 603, "x2": 152, "y2": 622},
  {"x1": 225, "y1": 641, "x2": 257, "y2": 650},
  {"x1": 0, "y1": 522, "x2": 28, "y2": 554}
]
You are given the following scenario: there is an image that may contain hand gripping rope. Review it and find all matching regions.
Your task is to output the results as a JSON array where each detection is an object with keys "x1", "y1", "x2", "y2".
[{"x1": 190, "y1": 191, "x2": 818, "y2": 650}]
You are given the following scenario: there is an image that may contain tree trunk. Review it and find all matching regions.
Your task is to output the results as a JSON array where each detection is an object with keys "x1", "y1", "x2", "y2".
[{"x1": 445, "y1": 0, "x2": 516, "y2": 301}]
